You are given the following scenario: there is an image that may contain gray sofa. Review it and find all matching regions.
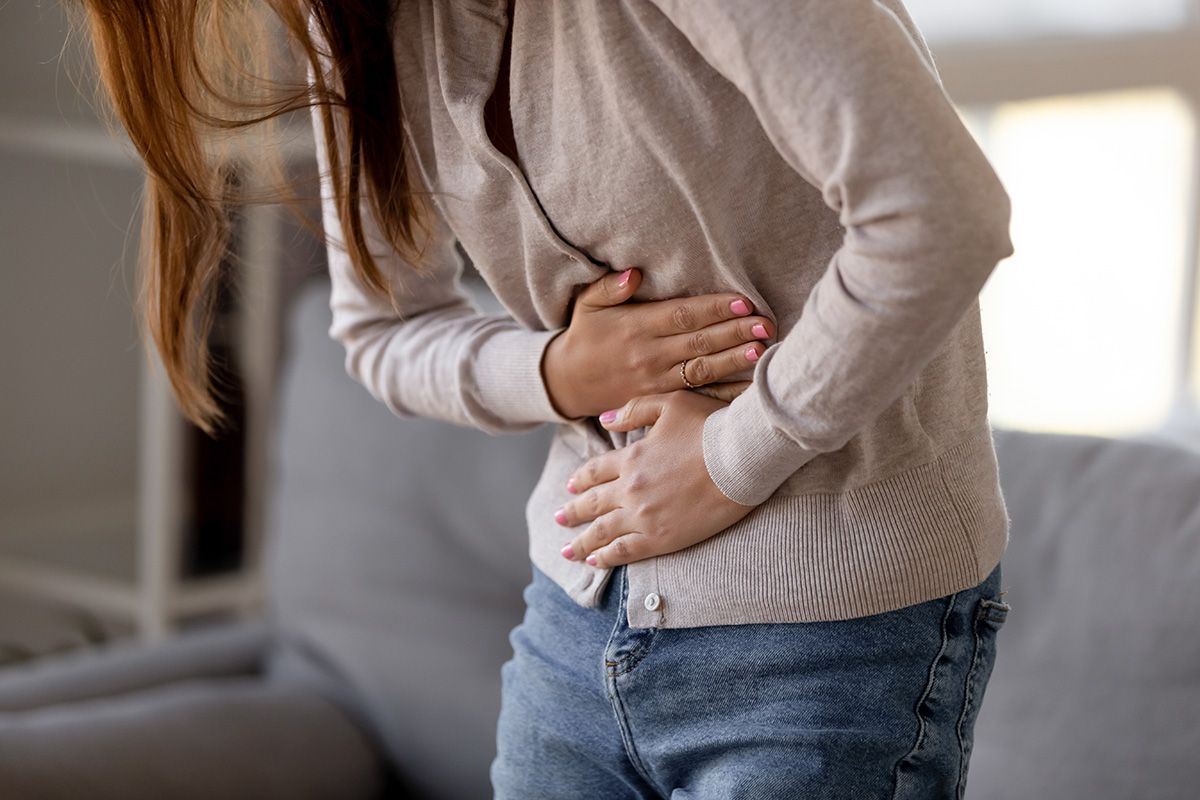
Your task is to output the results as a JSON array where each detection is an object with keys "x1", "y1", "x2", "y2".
[{"x1": 0, "y1": 274, "x2": 1196, "y2": 799}]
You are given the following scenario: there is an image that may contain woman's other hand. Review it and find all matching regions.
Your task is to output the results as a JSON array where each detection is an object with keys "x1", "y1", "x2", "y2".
[
  {"x1": 555, "y1": 389, "x2": 757, "y2": 568},
  {"x1": 542, "y1": 268, "x2": 773, "y2": 418}
]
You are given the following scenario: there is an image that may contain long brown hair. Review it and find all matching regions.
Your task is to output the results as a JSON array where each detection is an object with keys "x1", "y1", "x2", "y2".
[{"x1": 69, "y1": 0, "x2": 429, "y2": 435}]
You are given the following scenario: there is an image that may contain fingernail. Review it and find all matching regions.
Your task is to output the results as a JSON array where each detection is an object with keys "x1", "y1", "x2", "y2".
[
  {"x1": 554, "y1": 507, "x2": 568, "y2": 525},
  {"x1": 617, "y1": 268, "x2": 633, "y2": 288},
  {"x1": 566, "y1": 477, "x2": 577, "y2": 493},
  {"x1": 730, "y1": 299, "x2": 750, "y2": 315},
  {"x1": 745, "y1": 346, "x2": 760, "y2": 362},
  {"x1": 751, "y1": 323, "x2": 768, "y2": 338},
  {"x1": 561, "y1": 543, "x2": 575, "y2": 560},
  {"x1": 599, "y1": 409, "x2": 618, "y2": 424},
  {"x1": 585, "y1": 554, "x2": 598, "y2": 566}
]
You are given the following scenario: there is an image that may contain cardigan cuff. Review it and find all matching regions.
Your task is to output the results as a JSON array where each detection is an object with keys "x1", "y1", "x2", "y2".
[
  {"x1": 473, "y1": 326, "x2": 586, "y2": 427},
  {"x1": 701, "y1": 389, "x2": 821, "y2": 506}
]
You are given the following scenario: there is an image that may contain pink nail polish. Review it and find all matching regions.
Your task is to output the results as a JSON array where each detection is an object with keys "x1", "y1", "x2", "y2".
[
  {"x1": 561, "y1": 543, "x2": 575, "y2": 559},
  {"x1": 745, "y1": 346, "x2": 760, "y2": 362},
  {"x1": 617, "y1": 268, "x2": 633, "y2": 288},
  {"x1": 752, "y1": 323, "x2": 768, "y2": 338},
  {"x1": 599, "y1": 410, "x2": 617, "y2": 424},
  {"x1": 566, "y1": 477, "x2": 577, "y2": 493},
  {"x1": 554, "y1": 507, "x2": 568, "y2": 525},
  {"x1": 730, "y1": 299, "x2": 750, "y2": 315},
  {"x1": 585, "y1": 554, "x2": 598, "y2": 566}
]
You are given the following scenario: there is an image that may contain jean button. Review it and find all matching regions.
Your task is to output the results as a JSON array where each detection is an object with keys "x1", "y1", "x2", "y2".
[{"x1": 643, "y1": 592, "x2": 662, "y2": 611}]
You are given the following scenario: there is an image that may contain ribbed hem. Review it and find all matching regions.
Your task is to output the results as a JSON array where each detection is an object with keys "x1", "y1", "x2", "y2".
[
  {"x1": 528, "y1": 419, "x2": 1009, "y2": 629},
  {"x1": 472, "y1": 327, "x2": 587, "y2": 426}
]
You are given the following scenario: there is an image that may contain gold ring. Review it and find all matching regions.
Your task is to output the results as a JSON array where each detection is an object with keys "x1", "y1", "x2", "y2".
[{"x1": 680, "y1": 358, "x2": 700, "y2": 389}]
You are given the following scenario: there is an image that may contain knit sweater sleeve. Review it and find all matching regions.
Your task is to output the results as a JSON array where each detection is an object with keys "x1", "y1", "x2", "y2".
[
  {"x1": 646, "y1": 0, "x2": 1015, "y2": 506},
  {"x1": 309, "y1": 74, "x2": 583, "y2": 435}
]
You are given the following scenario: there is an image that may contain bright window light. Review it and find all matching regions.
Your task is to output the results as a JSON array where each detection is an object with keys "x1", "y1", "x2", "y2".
[
  {"x1": 962, "y1": 88, "x2": 1196, "y2": 436},
  {"x1": 904, "y1": 0, "x2": 1193, "y2": 44}
]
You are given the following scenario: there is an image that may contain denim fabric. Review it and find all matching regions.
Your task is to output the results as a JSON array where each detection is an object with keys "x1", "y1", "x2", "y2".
[{"x1": 491, "y1": 559, "x2": 1009, "y2": 799}]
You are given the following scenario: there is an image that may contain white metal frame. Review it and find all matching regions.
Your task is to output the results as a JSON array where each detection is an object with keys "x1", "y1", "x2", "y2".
[{"x1": 0, "y1": 114, "x2": 291, "y2": 639}]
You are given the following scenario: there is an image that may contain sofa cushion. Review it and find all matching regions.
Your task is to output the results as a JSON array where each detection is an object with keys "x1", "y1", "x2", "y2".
[
  {"x1": 970, "y1": 427, "x2": 1200, "y2": 799},
  {"x1": 262, "y1": 275, "x2": 556, "y2": 800},
  {"x1": 0, "y1": 678, "x2": 386, "y2": 800}
]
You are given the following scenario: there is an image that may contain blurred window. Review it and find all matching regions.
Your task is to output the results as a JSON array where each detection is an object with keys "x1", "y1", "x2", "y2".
[
  {"x1": 905, "y1": 0, "x2": 1195, "y2": 44},
  {"x1": 963, "y1": 89, "x2": 1196, "y2": 436}
]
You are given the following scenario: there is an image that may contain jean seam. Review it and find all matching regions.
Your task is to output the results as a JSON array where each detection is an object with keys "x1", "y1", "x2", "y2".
[
  {"x1": 889, "y1": 589, "x2": 959, "y2": 800},
  {"x1": 602, "y1": 567, "x2": 662, "y2": 794},
  {"x1": 606, "y1": 677, "x2": 661, "y2": 794},
  {"x1": 954, "y1": 603, "x2": 990, "y2": 799},
  {"x1": 606, "y1": 630, "x2": 659, "y2": 677},
  {"x1": 602, "y1": 568, "x2": 659, "y2": 677}
]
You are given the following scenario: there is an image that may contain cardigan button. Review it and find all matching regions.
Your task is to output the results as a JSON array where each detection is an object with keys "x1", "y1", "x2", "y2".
[{"x1": 643, "y1": 592, "x2": 662, "y2": 612}]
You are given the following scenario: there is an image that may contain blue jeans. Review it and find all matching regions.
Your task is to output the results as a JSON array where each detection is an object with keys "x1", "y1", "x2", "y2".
[{"x1": 491, "y1": 559, "x2": 1009, "y2": 799}]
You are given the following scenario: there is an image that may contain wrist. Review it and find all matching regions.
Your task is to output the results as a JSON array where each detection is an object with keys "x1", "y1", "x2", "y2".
[{"x1": 542, "y1": 328, "x2": 585, "y2": 420}]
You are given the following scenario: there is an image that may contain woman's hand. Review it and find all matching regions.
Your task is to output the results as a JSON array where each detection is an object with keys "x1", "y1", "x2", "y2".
[
  {"x1": 541, "y1": 268, "x2": 775, "y2": 418},
  {"x1": 555, "y1": 389, "x2": 758, "y2": 568}
]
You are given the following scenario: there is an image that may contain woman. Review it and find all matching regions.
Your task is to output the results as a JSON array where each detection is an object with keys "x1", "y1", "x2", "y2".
[{"x1": 77, "y1": 0, "x2": 1014, "y2": 797}]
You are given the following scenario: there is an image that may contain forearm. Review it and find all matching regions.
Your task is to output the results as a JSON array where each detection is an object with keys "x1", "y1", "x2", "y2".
[
  {"x1": 310, "y1": 61, "x2": 578, "y2": 435},
  {"x1": 651, "y1": 0, "x2": 1014, "y2": 505}
]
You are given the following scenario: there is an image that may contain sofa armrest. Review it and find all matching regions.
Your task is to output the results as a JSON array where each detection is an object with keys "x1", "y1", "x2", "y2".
[{"x1": 0, "y1": 619, "x2": 270, "y2": 712}]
